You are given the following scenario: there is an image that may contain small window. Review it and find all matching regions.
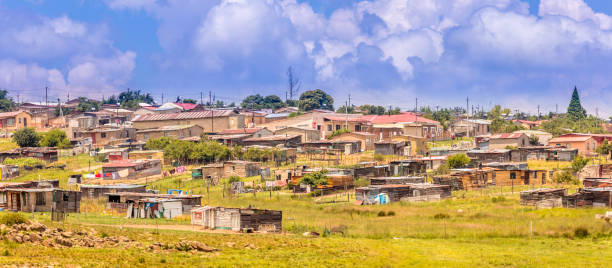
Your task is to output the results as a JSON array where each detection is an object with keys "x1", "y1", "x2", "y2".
[
  {"x1": 355, "y1": 125, "x2": 361, "y2": 132},
  {"x1": 232, "y1": 166, "x2": 235, "y2": 171},
  {"x1": 317, "y1": 125, "x2": 321, "y2": 130},
  {"x1": 335, "y1": 125, "x2": 341, "y2": 130},
  {"x1": 63, "y1": 194, "x2": 69, "y2": 202},
  {"x1": 144, "y1": 134, "x2": 149, "y2": 139},
  {"x1": 510, "y1": 172, "x2": 516, "y2": 179},
  {"x1": 101, "y1": 133, "x2": 107, "y2": 138},
  {"x1": 164, "y1": 132, "x2": 169, "y2": 137},
  {"x1": 18, "y1": 118, "x2": 21, "y2": 124}
]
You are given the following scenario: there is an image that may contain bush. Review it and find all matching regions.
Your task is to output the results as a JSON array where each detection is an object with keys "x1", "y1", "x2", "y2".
[
  {"x1": 447, "y1": 154, "x2": 470, "y2": 169},
  {"x1": 434, "y1": 163, "x2": 450, "y2": 175},
  {"x1": 377, "y1": 211, "x2": 386, "y2": 217},
  {"x1": 433, "y1": 213, "x2": 450, "y2": 219},
  {"x1": 228, "y1": 176, "x2": 241, "y2": 184},
  {"x1": 574, "y1": 227, "x2": 589, "y2": 238},
  {"x1": 326, "y1": 128, "x2": 351, "y2": 139},
  {"x1": 39, "y1": 128, "x2": 71, "y2": 148},
  {"x1": 300, "y1": 170, "x2": 329, "y2": 187},
  {"x1": 386, "y1": 211, "x2": 396, "y2": 216},
  {"x1": 374, "y1": 154, "x2": 385, "y2": 162},
  {"x1": 553, "y1": 170, "x2": 578, "y2": 184},
  {"x1": 491, "y1": 196, "x2": 506, "y2": 203},
  {"x1": 572, "y1": 154, "x2": 589, "y2": 173},
  {"x1": 12, "y1": 127, "x2": 40, "y2": 147},
  {"x1": 0, "y1": 213, "x2": 28, "y2": 226},
  {"x1": 354, "y1": 178, "x2": 370, "y2": 187},
  {"x1": 3, "y1": 157, "x2": 45, "y2": 167}
]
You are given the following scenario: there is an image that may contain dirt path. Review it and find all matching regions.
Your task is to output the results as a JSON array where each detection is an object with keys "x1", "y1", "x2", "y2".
[
  {"x1": 82, "y1": 223, "x2": 241, "y2": 234},
  {"x1": 73, "y1": 165, "x2": 103, "y2": 172}
]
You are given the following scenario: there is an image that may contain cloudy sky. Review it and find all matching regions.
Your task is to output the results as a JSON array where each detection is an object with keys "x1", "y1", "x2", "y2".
[{"x1": 1, "y1": 0, "x2": 611, "y2": 117}]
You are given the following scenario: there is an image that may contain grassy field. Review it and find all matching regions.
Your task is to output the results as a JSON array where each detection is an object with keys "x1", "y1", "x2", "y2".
[
  {"x1": 1, "y1": 153, "x2": 612, "y2": 266},
  {"x1": 0, "y1": 138, "x2": 18, "y2": 151}
]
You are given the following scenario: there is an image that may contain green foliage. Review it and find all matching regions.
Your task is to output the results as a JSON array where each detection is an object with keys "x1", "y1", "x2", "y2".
[
  {"x1": 39, "y1": 128, "x2": 71, "y2": 148},
  {"x1": 491, "y1": 196, "x2": 506, "y2": 203},
  {"x1": 241, "y1": 94, "x2": 285, "y2": 109},
  {"x1": 190, "y1": 140, "x2": 232, "y2": 163},
  {"x1": 3, "y1": 157, "x2": 45, "y2": 167},
  {"x1": 573, "y1": 227, "x2": 589, "y2": 238},
  {"x1": 386, "y1": 211, "x2": 396, "y2": 216},
  {"x1": 298, "y1": 89, "x2": 334, "y2": 111},
  {"x1": 326, "y1": 128, "x2": 351, "y2": 139},
  {"x1": 228, "y1": 176, "x2": 241, "y2": 184},
  {"x1": 105, "y1": 89, "x2": 154, "y2": 108},
  {"x1": 12, "y1": 127, "x2": 40, "y2": 147},
  {"x1": 0, "y1": 213, "x2": 28, "y2": 226},
  {"x1": 447, "y1": 154, "x2": 470, "y2": 169},
  {"x1": 374, "y1": 154, "x2": 385, "y2": 162},
  {"x1": 434, "y1": 163, "x2": 450, "y2": 175},
  {"x1": 540, "y1": 114, "x2": 604, "y2": 136},
  {"x1": 421, "y1": 107, "x2": 453, "y2": 130},
  {"x1": 288, "y1": 111, "x2": 303, "y2": 118},
  {"x1": 76, "y1": 97, "x2": 101, "y2": 112},
  {"x1": 243, "y1": 147, "x2": 275, "y2": 162},
  {"x1": 145, "y1": 137, "x2": 174, "y2": 150},
  {"x1": 357, "y1": 104, "x2": 400, "y2": 115},
  {"x1": 488, "y1": 105, "x2": 525, "y2": 133},
  {"x1": 528, "y1": 135, "x2": 540, "y2": 146},
  {"x1": 433, "y1": 213, "x2": 450, "y2": 219},
  {"x1": 596, "y1": 139, "x2": 612, "y2": 155},
  {"x1": 567, "y1": 86, "x2": 587, "y2": 121},
  {"x1": 0, "y1": 90, "x2": 15, "y2": 112},
  {"x1": 299, "y1": 170, "x2": 329, "y2": 186},
  {"x1": 571, "y1": 155, "x2": 589, "y2": 173},
  {"x1": 181, "y1": 98, "x2": 197, "y2": 104},
  {"x1": 377, "y1": 211, "x2": 387, "y2": 217},
  {"x1": 553, "y1": 169, "x2": 578, "y2": 184},
  {"x1": 354, "y1": 178, "x2": 370, "y2": 187}
]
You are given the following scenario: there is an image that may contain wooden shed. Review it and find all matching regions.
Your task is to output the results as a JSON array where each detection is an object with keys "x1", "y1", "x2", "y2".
[
  {"x1": 563, "y1": 188, "x2": 612, "y2": 208},
  {"x1": 370, "y1": 176, "x2": 425, "y2": 185},
  {"x1": 191, "y1": 206, "x2": 282, "y2": 233},
  {"x1": 356, "y1": 183, "x2": 451, "y2": 204},
  {"x1": 5, "y1": 188, "x2": 80, "y2": 213},
  {"x1": 520, "y1": 188, "x2": 567, "y2": 208},
  {"x1": 79, "y1": 184, "x2": 147, "y2": 198}
]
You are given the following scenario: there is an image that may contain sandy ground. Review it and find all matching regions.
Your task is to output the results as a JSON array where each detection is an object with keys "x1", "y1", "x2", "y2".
[{"x1": 82, "y1": 223, "x2": 243, "y2": 234}]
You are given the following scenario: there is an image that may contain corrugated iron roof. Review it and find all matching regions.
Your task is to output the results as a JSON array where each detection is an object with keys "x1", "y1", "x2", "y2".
[
  {"x1": 243, "y1": 134, "x2": 300, "y2": 141},
  {"x1": 490, "y1": 133, "x2": 525, "y2": 139},
  {"x1": 132, "y1": 110, "x2": 236, "y2": 122}
]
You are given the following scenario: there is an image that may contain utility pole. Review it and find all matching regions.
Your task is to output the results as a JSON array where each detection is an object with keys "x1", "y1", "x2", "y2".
[
  {"x1": 209, "y1": 91, "x2": 213, "y2": 132},
  {"x1": 45, "y1": 86, "x2": 48, "y2": 127},
  {"x1": 345, "y1": 101, "x2": 349, "y2": 130},
  {"x1": 200, "y1": 91, "x2": 203, "y2": 105},
  {"x1": 537, "y1": 105, "x2": 540, "y2": 119},
  {"x1": 161, "y1": 93, "x2": 164, "y2": 104},
  {"x1": 466, "y1": 97, "x2": 470, "y2": 138},
  {"x1": 415, "y1": 98, "x2": 418, "y2": 112},
  {"x1": 555, "y1": 104, "x2": 558, "y2": 115},
  {"x1": 348, "y1": 94, "x2": 351, "y2": 109}
]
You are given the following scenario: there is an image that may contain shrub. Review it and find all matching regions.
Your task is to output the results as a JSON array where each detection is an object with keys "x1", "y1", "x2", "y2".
[
  {"x1": 553, "y1": 170, "x2": 578, "y2": 184},
  {"x1": 572, "y1": 154, "x2": 589, "y2": 173},
  {"x1": 386, "y1": 211, "x2": 396, "y2": 216},
  {"x1": 374, "y1": 154, "x2": 385, "y2": 162},
  {"x1": 574, "y1": 227, "x2": 589, "y2": 238},
  {"x1": 2, "y1": 250, "x2": 9, "y2": 256},
  {"x1": 3, "y1": 157, "x2": 45, "y2": 167},
  {"x1": 447, "y1": 154, "x2": 470, "y2": 169},
  {"x1": 326, "y1": 128, "x2": 351, "y2": 139},
  {"x1": 491, "y1": 196, "x2": 506, "y2": 203},
  {"x1": 434, "y1": 163, "x2": 450, "y2": 175},
  {"x1": 377, "y1": 211, "x2": 386, "y2": 217},
  {"x1": 300, "y1": 170, "x2": 329, "y2": 187},
  {"x1": 433, "y1": 213, "x2": 450, "y2": 219},
  {"x1": 228, "y1": 176, "x2": 241, "y2": 184},
  {"x1": 0, "y1": 213, "x2": 28, "y2": 226},
  {"x1": 39, "y1": 129, "x2": 71, "y2": 148},
  {"x1": 12, "y1": 127, "x2": 40, "y2": 147},
  {"x1": 354, "y1": 178, "x2": 370, "y2": 187},
  {"x1": 138, "y1": 257, "x2": 145, "y2": 264}
]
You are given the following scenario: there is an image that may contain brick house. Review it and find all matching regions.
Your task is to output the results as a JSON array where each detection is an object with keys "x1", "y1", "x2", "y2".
[
  {"x1": 0, "y1": 111, "x2": 32, "y2": 130},
  {"x1": 132, "y1": 110, "x2": 244, "y2": 133},
  {"x1": 548, "y1": 136, "x2": 598, "y2": 156},
  {"x1": 489, "y1": 133, "x2": 529, "y2": 149}
]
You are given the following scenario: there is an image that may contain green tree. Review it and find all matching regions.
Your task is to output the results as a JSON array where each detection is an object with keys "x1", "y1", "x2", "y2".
[
  {"x1": 76, "y1": 97, "x2": 100, "y2": 112},
  {"x1": 181, "y1": 98, "x2": 197, "y2": 104},
  {"x1": 299, "y1": 170, "x2": 329, "y2": 186},
  {"x1": 241, "y1": 94, "x2": 285, "y2": 109},
  {"x1": 298, "y1": 89, "x2": 334, "y2": 111},
  {"x1": 447, "y1": 153, "x2": 471, "y2": 169},
  {"x1": 0, "y1": 90, "x2": 15, "y2": 112},
  {"x1": 39, "y1": 129, "x2": 71, "y2": 148},
  {"x1": 596, "y1": 139, "x2": 612, "y2": 156},
  {"x1": 571, "y1": 154, "x2": 589, "y2": 173},
  {"x1": 12, "y1": 127, "x2": 40, "y2": 147},
  {"x1": 528, "y1": 135, "x2": 540, "y2": 146},
  {"x1": 567, "y1": 86, "x2": 586, "y2": 121},
  {"x1": 105, "y1": 89, "x2": 154, "y2": 108},
  {"x1": 145, "y1": 136, "x2": 173, "y2": 150}
]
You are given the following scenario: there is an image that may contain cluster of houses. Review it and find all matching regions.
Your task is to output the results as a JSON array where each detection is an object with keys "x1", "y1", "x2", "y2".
[{"x1": 520, "y1": 163, "x2": 612, "y2": 209}]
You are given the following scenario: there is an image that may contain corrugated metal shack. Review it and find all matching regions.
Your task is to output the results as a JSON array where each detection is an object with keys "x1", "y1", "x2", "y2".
[
  {"x1": 388, "y1": 160, "x2": 428, "y2": 176},
  {"x1": 434, "y1": 168, "x2": 493, "y2": 190},
  {"x1": 563, "y1": 188, "x2": 612, "y2": 208},
  {"x1": 520, "y1": 188, "x2": 567, "y2": 208},
  {"x1": 583, "y1": 178, "x2": 612, "y2": 188},
  {"x1": 370, "y1": 176, "x2": 425, "y2": 185},
  {"x1": 0, "y1": 147, "x2": 58, "y2": 162},
  {"x1": 4, "y1": 188, "x2": 80, "y2": 212},
  {"x1": 356, "y1": 183, "x2": 451, "y2": 204},
  {"x1": 106, "y1": 192, "x2": 201, "y2": 213},
  {"x1": 80, "y1": 184, "x2": 147, "y2": 198},
  {"x1": 191, "y1": 206, "x2": 282, "y2": 233},
  {"x1": 354, "y1": 164, "x2": 391, "y2": 178},
  {"x1": 125, "y1": 198, "x2": 183, "y2": 219}
]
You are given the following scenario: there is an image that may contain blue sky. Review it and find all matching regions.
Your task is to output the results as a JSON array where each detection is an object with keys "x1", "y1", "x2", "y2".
[{"x1": 1, "y1": 0, "x2": 611, "y2": 117}]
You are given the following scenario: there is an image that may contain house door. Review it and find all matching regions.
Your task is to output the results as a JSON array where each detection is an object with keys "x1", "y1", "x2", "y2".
[
  {"x1": 10, "y1": 193, "x2": 19, "y2": 211},
  {"x1": 524, "y1": 171, "x2": 530, "y2": 185},
  {"x1": 230, "y1": 213, "x2": 240, "y2": 231},
  {"x1": 23, "y1": 118, "x2": 27, "y2": 127}
]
